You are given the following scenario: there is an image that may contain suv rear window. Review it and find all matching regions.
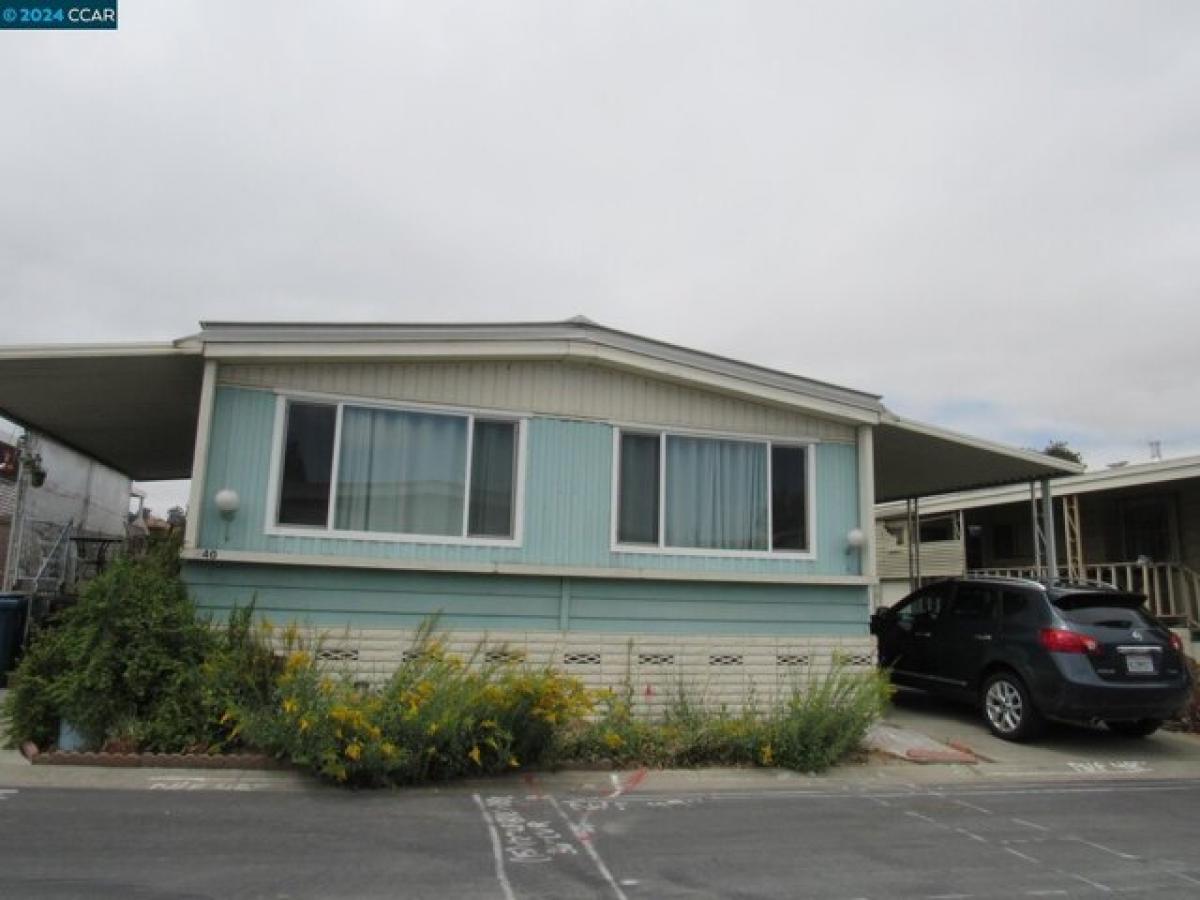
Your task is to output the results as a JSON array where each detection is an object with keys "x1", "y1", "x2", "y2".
[{"x1": 1052, "y1": 593, "x2": 1153, "y2": 628}]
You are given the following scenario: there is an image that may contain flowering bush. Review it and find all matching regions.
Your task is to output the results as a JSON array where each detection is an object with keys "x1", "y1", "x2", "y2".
[
  {"x1": 556, "y1": 663, "x2": 891, "y2": 774},
  {"x1": 235, "y1": 623, "x2": 594, "y2": 786}
]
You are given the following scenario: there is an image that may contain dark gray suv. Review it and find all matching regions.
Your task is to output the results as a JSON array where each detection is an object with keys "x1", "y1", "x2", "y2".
[{"x1": 870, "y1": 576, "x2": 1193, "y2": 741}]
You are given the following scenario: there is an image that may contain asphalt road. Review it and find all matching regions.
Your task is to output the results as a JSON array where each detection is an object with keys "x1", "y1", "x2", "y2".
[{"x1": 3, "y1": 775, "x2": 1200, "y2": 899}]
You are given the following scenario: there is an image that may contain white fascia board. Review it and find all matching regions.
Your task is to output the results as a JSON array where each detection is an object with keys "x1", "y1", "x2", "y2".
[
  {"x1": 878, "y1": 454, "x2": 1200, "y2": 519},
  {"x1": 0, "y1": 342, "x2": 198, "y2": 360},
  {"x1": 202, "y1": 339, "x2": 882, "y2": 425}
]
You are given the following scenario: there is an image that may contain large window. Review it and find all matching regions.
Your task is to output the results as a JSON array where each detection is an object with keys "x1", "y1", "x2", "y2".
[
  {"x1": 615, "y1": 430, "x2": 813, "y2": 554},
  {"x1": 273, "y1": 398, "x2": 520, "y2": 542}
]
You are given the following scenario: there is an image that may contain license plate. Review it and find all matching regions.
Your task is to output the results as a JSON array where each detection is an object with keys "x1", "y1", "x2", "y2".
[{"x1": 1126, "y1": 654, "x2": 1155, "y2": 674}]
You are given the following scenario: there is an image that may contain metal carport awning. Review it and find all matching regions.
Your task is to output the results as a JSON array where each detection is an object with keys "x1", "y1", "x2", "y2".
[
  {"x1": 0, "y1": 344, "x2": 203, "y2": 480},
  {"x1": 873, "y1": 415, "x2": 1082, "y2": 503}
]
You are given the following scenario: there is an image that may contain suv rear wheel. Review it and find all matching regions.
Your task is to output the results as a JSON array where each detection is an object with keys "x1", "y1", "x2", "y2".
[
  {"x1": 982, "y1": 671, "x2": 1043, "y2": 741},
  {"x1": 1106, "y1": 718, "x2": 1162, "y2": 738}
]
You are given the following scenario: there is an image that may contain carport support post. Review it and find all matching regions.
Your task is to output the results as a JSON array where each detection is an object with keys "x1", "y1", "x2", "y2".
[
  {"x1": 1040, "y1": 477, "x2": 1058, "y2": 582},
  {"x1": 183, "y1": 360, "x2": 218, "y2": 551},
  {"x1": 1030, "y1": 481, "x2": 1042, "y2": 574},
  {"x1": 856, "y1": 425, "x2": 876, "y2": 609}
]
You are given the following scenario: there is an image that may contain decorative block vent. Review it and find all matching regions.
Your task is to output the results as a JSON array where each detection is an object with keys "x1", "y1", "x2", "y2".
[
  {"x1": 708, "y1": 654, "x2": 744, "y2": 667},
  {"x1": 316, "y1": 648, "x2": 360, "y2": 662},
  {"x1": 776, "y1": 653, "x2": 811, "y2": 667},
  {"x1": 845, "y1": 653, "x2": 874, "y2": 667},
  {"x1": 637, "y1": 653, "x2": 676, "y2": 666},
  {"x1": 485, "y1": 649, "x2": 524, "y2": 664},
  {"x1": 564, "y1": 652, "x2": 601, "y2": 666}
]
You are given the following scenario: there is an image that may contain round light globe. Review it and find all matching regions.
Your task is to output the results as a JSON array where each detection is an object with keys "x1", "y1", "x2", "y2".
[
  {"x1": 214, "y1": 488, "x2": 240, "y2": 517},
  {"x1": 846, "y1": 528, "x2": 866, "y2": 549}
]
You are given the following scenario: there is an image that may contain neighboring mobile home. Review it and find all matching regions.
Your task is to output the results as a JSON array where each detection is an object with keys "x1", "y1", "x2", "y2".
[
  {"x1": 1, "y1": 423, "x2": 132, "y2": 598},
  {"x1": 875, "y1": 455, "x2": 1200, "y2": 633},
  {"x1": 0, "y1": 320, "x2": 1076, "y2": 705}
]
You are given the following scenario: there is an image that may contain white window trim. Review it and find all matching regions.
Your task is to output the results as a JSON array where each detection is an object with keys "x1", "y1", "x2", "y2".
[
  {"x1": 263, "y1": 391, "x2": 526, "y2": 548},
  {"x1": 610, "y1": 425, "x2": 818, "y2": 561}
]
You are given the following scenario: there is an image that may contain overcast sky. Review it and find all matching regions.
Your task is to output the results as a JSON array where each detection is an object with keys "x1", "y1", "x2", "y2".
[{"x1": 2, "y1": 1, "x2": 1198, "y2": 512}]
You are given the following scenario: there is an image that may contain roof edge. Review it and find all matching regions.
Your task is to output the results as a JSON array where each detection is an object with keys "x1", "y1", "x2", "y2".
[
  {"x1": 191, "y1": 318, "x2": 885, "y2": 416},
  {"x1": 0, "y1": 342, "x2": 200, "y2": 360}
]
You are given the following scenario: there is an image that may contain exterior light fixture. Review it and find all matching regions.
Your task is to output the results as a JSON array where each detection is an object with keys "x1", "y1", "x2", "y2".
[
  {"x1": 214, "y1": 488, "x2": 240, "y2": 542},
  {"x1": 214, "y1": 488, "x2": 240, "y2": 519},
  {"x1": 846, "y1": 528, "x2": 866, "y2": 550}
]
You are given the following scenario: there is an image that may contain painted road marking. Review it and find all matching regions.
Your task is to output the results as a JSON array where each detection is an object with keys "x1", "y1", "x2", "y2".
[
  {"x1": 548, "y1": 795, "x2": 629, "y2": 900},
  {"x1": 950, "y1": 798, "x2": 993, "y2": 815},
  {"x1": 472, "y1": 794, "x2": 517, "y2": 900},
  {"x1": 0, "y1": 789, "x2": 16, "y2": 801},
  {"x1": 1062, "y1": 869, "x2": 1112, "y2": 893},
  {"x1": 1004, "y1": 847, "x2": 1041, "y2": 864},
  {"x1": 1011, "y1": 817, "x2": 1050, "y2": 832},
  {"x1": 148, "y1": 779, "x2": 261, "y2": 791},
  {"x1": 1070, "y1": 836, "x2": 1140, "y2": 861}
]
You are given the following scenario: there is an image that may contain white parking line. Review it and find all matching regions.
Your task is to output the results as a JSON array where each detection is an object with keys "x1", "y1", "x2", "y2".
[
  {"x1": 1070, "y1": 836, "x2": 1139, "y2": 861},
  {"x1": 472, "y1": 794, "x2": 516, "y2": 900},
  {"x1": 1004, "y1": 847, "x2": 1040, "y2": 864},
  {"x1": 1011, "y1": 818, "x2": 1049, "y2": 832},
  {"x1": 548, "y1": 796, "x2": 629, "y2": 900}
]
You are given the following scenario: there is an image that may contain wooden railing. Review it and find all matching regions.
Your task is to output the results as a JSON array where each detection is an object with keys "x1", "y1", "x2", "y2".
[{"x1": 970, "y1": 561, "x2": 1200, "y2": 630}]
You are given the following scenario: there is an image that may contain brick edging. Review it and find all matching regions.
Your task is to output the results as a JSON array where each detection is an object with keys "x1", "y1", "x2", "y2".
[{"x1": 26, "y1": 747, "x2": 288, "y2": 770}]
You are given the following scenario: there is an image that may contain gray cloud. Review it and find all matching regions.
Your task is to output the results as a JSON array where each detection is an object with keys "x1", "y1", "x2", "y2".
[{"x1": 2, "y1": 1, "x2": 1198, "y2": 509}]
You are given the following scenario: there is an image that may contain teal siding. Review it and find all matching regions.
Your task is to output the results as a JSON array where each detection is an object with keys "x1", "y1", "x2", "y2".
[
  {"x1": 184, "y1": 563, "x2": 869, "y2": 635},
  {"x1": 199, "y1": 386, "x2": 864, "y2": 578}
]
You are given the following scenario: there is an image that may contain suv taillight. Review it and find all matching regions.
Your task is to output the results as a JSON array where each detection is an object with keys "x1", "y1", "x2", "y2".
[{"x1": 1039, "y1": 628, "x2": 1099, "y2": 655}]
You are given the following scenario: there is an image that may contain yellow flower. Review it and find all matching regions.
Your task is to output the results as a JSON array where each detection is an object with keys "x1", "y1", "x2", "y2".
[
  {"x1": 468, "y1": 745, "x2": 482, "y2": 767},
  {"x1": 381, "y1": 741, "x2": 397, "y2": 759},
  {"x1": 299, "y1": 718, "x2": 311, "y2": 733},
  {"x1": 427, "y1": 722, "x2": 440, "y2": 736},
  {"x1": 319, "y1": 678, "x2": 335, "y2": 696},
  {"x1": 284, "y1": 650, "x2": 311, "y2": 674},
  {"x1": 759, "y1": 744, "x2": 775, "y2": 766},
  {"x1": 345, "y1": 742, "x2": 363, "y2": 761},
  {"x1": 603, "y1": 731, "x2": 625, "y2": 750},
  {"x1": 282, "y1": 697, "x2": 298, "y2": 715}
]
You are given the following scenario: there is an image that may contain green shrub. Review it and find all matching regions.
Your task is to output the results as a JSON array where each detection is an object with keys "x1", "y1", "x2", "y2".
[
  {"x1": 2, "y1": 556, "x2": 278, "y2": 753},
  {"x1": 767, "y1": 664, "x2": 893, "y2": 771},
  {"x1": 234, "y1": 623, "x2": 595, "y2": 786},
  {"x1": 555, "y1": 663, "x2": 891, "y2": 774}
]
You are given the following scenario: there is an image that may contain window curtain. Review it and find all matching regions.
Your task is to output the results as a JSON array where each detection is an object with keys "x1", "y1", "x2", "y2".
[
  {"x1": 335, "y1": 407, "x2": 467, "y2": 535},
  {"x1": 467, "y1": 421, "x2": 516, "y2": 537},
  {"x1": 664, "y1": 436, "x2": 767, "y2": 550}
]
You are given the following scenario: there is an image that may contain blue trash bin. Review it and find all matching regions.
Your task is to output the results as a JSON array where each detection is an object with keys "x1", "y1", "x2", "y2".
[{"x1": 0, "y1": 592, "x2": 30, "y2": 685}]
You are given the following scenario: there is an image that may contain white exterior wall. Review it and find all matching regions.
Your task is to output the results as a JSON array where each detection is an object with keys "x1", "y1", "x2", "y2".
[
  {"x1": 297, "y1": 627, "x2": 875, "y2": 714},
  {"x1": 218, "y1": 360, "x2": 858, "y2": 444},
  {"x1": 21, "y1": 435, "x2": 131, "y2": 537}
]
